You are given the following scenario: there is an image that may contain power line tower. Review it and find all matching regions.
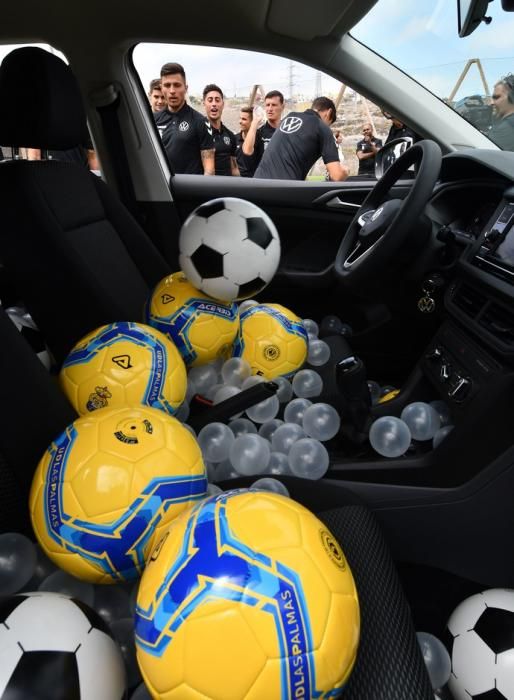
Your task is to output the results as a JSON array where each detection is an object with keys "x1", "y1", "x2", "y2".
[
  {"x1": 287, "y1": 61, "x2": 298, "y2": 100},
  {"x1": 315, "y1": 71, "x2": 322, "y2": 97}
]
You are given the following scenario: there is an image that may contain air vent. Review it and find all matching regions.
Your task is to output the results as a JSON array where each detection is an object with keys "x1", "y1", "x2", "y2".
[
  {"x1": 451, "y1": 282, "x2": 487, "y2": 319},
  {"x1": 478, "y1": 301, "x2": 514, "y2": 347}
]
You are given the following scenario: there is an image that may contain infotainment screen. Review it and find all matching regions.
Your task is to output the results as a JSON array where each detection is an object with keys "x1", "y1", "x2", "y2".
[
  {"x1": 495, "y1": 227, "x2": 514, "y2": 267},
  {"x1": 489, "y1": 203, "x2": 514, "y2": 268}
]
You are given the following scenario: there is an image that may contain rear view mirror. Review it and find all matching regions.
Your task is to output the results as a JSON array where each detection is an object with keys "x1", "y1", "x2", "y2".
[
  {"x1": 457, "y1": 0, "x2": 492, "y2": 37},
  {"x1": 374, "y1": 137, "x2": 413, "y2": 179}
]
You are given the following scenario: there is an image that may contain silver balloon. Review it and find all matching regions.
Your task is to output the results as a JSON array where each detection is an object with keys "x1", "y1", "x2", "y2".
[
  {"x1": 0, "y1": 532, "x2": 37, "y2": 595},
  {"x1": 292, "y1": 369, "x2": 323, "y2": 398},
  {"x1": 307, "y1": 339, "x2": 331, "y2": 367},
  {"x1": 302, "y1": 318, "x2": 319, "y2": 336},
  {"x1": 302, "y1": 403, "x2": 341, "y2": 441},
  {"x1": 401, "y1": 402, "x2": 441, "y2": 441},
  {"x1": 38, "y1": 569, "x2": 95, "y2": 607},
  {"x1": 241, "y1": 375, "x2": 265, "y2": 390},
  {"x1": 94, "y1": 584, "x2": 131, "y2": 626},
  {"x1": 430, "y1": 400, "x2": 452, "y2": 427},
  {"x1": 416, "y1": 631, "x2": 451, "y2": 691},
  {"x1": 239, "y1": 299, "x2": 259, "y2": 313},
  {"x1": 207, "y1": 483, "x2": 223, "y2": 496},
  {"x1": 229, "y1": 434, "x2": 270, "y2": 476},
  {"x1": 246, "y1": 395, "x2": 280, "y2": 423},
  {"x1": 433, "y1": 425, "x2": 454, "y2": 449},
  {"x1": 214, "y1": 459, "x2": 240, "y2": 481},
  {"x1": 266, "y1": 451, "x2": 291, "y2": 476},
  {"x1": 271, "y1": 422, "x2": 306, "y2": 454},
  {"x1": 283, "y1": 398, "x2": 312, "y2": 425},
  {"x1": 187, "y1": 364, "x2": 218, "y2": 396},
  {"x1": 369, "y1": 416, "x2": 411, "y2": 458},
  {"x1": 251, "y1": 477, "x2": 290, "y2": 497},
  {"x1": 229, "y1": 417, "x2": 258, "y2": 437},
  {"x1": 130, "y1": 683, "x2": 153, "y2": 700},
  {"x1": 197, "y1": 422, "x2": 235, "y2": 463},
  {"x1": 111, "y1": 618, "x2": 142, "y2": 688},
  {"x1": 288, "y1": 438, "x2": 330, "y2": 479},
  {"x1": 273, "y1": 376, "x2": 293, "y2": 403},
  {"x1": 258, "y1": 419, "x2": 284, "y2": 442},
  {"x1": 221, "y1": 357, "x2": 251, "y2": 387}
]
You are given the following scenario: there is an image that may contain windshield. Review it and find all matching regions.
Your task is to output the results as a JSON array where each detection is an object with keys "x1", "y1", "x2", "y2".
[{"x1": 353, "y1": 0, "x2": 514, "y2": 150}]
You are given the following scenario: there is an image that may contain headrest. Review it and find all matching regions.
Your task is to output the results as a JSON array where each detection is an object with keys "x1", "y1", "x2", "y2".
[{"x1": 0, "y1": 47, "x2": 89, "y2": 150}]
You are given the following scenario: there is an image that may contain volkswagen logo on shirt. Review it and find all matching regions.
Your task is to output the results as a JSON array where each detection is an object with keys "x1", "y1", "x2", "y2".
[
  {"x1": 280, "y1": 116, "x2": 303, "y2": 134},
  {"x1": 223, "y1": 136, "x2": 231, "y2": 145},
  {"x1": 179, "y1": 121, "x2": 190, "y2": 132}
]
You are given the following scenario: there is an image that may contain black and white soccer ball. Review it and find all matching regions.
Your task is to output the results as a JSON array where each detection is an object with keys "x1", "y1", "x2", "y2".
[
  {"x1": 444, "y1": 588, "x2": 514, "y2": 699},
  {"x1": 0, "y1": 592, "x2": 126, "y2": 699},
  {"x1": 178, "y1": 197, "x2": 281, "y2": 302}
]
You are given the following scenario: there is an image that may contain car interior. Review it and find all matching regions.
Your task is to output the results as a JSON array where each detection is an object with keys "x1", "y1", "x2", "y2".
[{"x1": 1, "y1": 0, "x2": 514, "y2": 698}]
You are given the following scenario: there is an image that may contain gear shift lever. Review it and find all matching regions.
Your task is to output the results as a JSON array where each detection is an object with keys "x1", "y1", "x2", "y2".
[{"x1": 335, "y1": 355, "x2": 372, "y2": 441}]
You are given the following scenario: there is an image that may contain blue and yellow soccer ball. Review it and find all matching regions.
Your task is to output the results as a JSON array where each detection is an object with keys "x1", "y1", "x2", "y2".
[
  {"x1": 135, "y1": 490, "x2": 360, "y2": 699},
  {"x1": 59, "y1": 321, "x2": 187, "y2": 416},
  {"x1": 29, "y1": 406, "x2": 207, "y2": 584},
  {"x1": 145, "y1": 271, "x2": 239, "y2": 367},
  {"x1": 232, "y1": 303, "x2": 308, "y2": 379}
]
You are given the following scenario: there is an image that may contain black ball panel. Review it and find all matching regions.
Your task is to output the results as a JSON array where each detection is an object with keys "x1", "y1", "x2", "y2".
[
  {"x1": 0, "y1": 595, "x2": 28, "y2": 625},
  {"x1": 195, "y1": 201, "x2": 226, "y2": 218},
  {"x1": 237, "y1": 277, "x2": 266, "y2": 300},
  {"x1": 245, "y1": 218, "x2": 274, "y2": 249},
  {"x1": 474, "y1": 607, "x2": 514, "y2": 655},
  {"x1": 4, "y1": 650, "x2": 80, "y2": 700},
  {"x1": 472, "y1": 689, "x2": 508, "y2": 699},
  {"x1": 191, "y1": 245, "x2": 225, "y2": 279},
  {"x1": 72, "y1": 598, "x2": 112, "y2": 637}
]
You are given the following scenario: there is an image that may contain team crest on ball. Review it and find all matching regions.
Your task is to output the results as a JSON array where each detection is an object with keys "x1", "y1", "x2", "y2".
[
  {"x1": 59, "y1": 321, "x2": 187, "y2": 416},
  {"x1": 232, "y1": 302, "x2": 308, "y2": 379},
  {"x1": 178, "y1": 197, "x2": 281, "y2": 302},
  {"x1": 135, "y1": 490, "x2": 360, "y2": 699}
]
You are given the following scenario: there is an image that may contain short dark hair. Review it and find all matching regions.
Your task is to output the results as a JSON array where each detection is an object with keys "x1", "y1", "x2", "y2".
[
  {"x1": 202, "y1": 83, "x2": 223, "y2": 100},
  {"x1": 149, "y1": 78, "x2": 161, "y2": 93},
  {"x1": 240, "y1": 106, "x2": 253, "y2": 118},
  {"x1": 160, "y1": 62, "x2": 186, "y2": 80},
  {"x1": 312, "y1": 96, "x2": 337, "y2": 124},
  {"x1": 265, "y1": 90, "x2": 284, "y2": 104}
]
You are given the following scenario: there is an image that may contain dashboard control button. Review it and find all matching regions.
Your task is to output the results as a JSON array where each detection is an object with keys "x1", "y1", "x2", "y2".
[
  {"x1": 440, "y1": 363, "x2": 452, "y2": 382},
  {"x1": 448, "y1": 376, "x2": 471, "y2": 401}
]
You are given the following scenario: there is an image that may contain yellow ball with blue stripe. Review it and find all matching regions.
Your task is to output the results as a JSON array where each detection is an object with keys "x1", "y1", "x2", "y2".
[
  {"x1": 59, "y1": 321, "x2": 187, "y2": 416},
  {"x1": 145, "y1": 271, "x2": 239, "y2": 367},
  {"x1": 135, "y1": 490, "x2": 360, "y2": 699},
  {"x1": 232, "y1": 303, "x2": 308, "y2": 379},
  {"x1": 29, "y1": 406, "x2": 207, "y2": 584}
]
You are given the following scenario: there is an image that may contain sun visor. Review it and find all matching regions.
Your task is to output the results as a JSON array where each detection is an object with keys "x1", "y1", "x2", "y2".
[{"x1": 266, "y1": 0, "x2": 378, "y2": 41}]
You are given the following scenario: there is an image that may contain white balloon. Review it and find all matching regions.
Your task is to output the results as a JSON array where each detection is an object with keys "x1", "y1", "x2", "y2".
[
  {"x1": 241, "y1": 374, "x2": 265, "y2": 390},
  {"x1": 430, "y1": 400, "x2": 452, "y2": 427},
  {"x1": 229, "y1": 434, "x2": 270, "y2": 476},
  {"x1": 292, "y1": 369, "x2": 323, "y2": 398},
  {"x1": 401, "y1": 402, "x2": 441, "y2": 441},
  {"x1": 198, "y1": 422, "x2": 235, "y2": 462},
  {"x1": 0, "y1": 532, "x2": 37, "y2": 595},
  {"x1": 302, "y1": 403, "x2": 341, "y2": 441},
  {"x1": 221, "y1": 357, "x2": 251, "y2": 387},
  {"x1": 307, "y1": 339, "x2": 331, "y2": 367},
  {"x1": 284, "y1": 398, "x2": 312, "y2": 425},
  {"x1": 251, "y1": 477, "x2": 290, "y2": 497},
  {"x1": 239, "y1": 299, "x2": 259, "y2": 313},
  {"x1": 266, "y1": 451, "x2": 291, "y2": 476},
  {"x1": 369, "y1": 416, "x2": 411, "y2": 458},
  {"x1": 188, "y1": 364, "x2": 218, "y2": 395},
  {"x1": 302, "y1": 318, "x2": 319, "y2": 336},
  {"x1": 273, "y1": 375, "x2": 293, "y2": 403},
  {"x1": 433, "y1": 425, "x2": 454, "y2": 449},
  {"x1": 258, "y1": 419, "x2": 284, "y2": 442},
  {"x1": 38, "y1": 570, "x2": 95, "y2": 607},
  {"x1": 246, "y1": 395, "x2": 280, "y2": 423},
  {"x1": 288, "y1": 438, "x2": 330, "y2": 479},
  {"x1": 229, "y1": 417, "x2": 258, "y2": 437},
  {"x1": 416, "y1": 632, "x2": 451, "y2": 691},
  {"x1": 271, "y1": 422, "x2": 306, "y2": 454}
]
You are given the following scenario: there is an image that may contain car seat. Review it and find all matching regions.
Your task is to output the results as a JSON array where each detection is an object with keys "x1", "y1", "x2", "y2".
[
  {"x1": 0, "y1": 47, "x2": 170, "y2": 365},
  {"x1": 0, "y1": 47, "x2": 433, "y2": 698},
  {"x1": 0, "y1": 318, "x2": 432, "y2": 698}
]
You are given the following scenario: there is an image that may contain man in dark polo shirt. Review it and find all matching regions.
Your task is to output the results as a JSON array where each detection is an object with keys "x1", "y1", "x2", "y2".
[
  {"x1": 253, "y1": 96, "x2": 349, "y2": 181},
  {"x1": 202, "y1": 84, "x2": 239, "y2": 176},
  {"x1": 242, "y1": 90, "x2": 284, "y2": 169},
  {"x1": 235, "y1": 107, "x2": 262, "y2": 177},
  {"x1": 356, "y1": 123, "x2": 382, "y2": 177},
  {"x1": 155, "y1": 62, "x2": 215, "y2": 175}
]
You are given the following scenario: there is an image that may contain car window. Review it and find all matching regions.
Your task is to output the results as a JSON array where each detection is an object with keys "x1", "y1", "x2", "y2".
[
  {"x1": 352, "y1": 0, "x2": 514, "y2": 151},
  {"x1": 132, "y1": 42, "x2": 396, "y2": 180}
]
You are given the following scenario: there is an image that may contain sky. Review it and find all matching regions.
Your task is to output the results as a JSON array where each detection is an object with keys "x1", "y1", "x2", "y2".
[{"x1": 1, "y1": 0, "x2": 513, "y2": 104}]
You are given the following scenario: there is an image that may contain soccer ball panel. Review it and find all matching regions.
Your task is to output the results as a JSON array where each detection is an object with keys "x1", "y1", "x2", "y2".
[
  {"x1": 450, "y1": 631, "x2": 497, "y2": 697},
  {"x1": 77, "y1": 627, "x2": 126, "y2": 700}
]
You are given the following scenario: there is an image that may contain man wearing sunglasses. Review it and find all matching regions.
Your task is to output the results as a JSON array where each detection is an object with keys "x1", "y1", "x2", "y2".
[{"x1": 489, "y1": 74, "x2": 514, "y2": 151}]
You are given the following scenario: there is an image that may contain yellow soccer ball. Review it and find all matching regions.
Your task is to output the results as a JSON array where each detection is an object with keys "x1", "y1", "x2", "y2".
[
  {"x1": 135, "y1": 490, "x2": 360, "y2": 699},
  {"x1": 232, "y1": 303, "x2": 308, "y2": 379},
  {"x1": 59, "y1": 321, "x2": 187, "y2": 416},
  {"x1": 29, "y1": 406, "x2": 207, "y2": 584},
  {"x1": 145, "y1": 271, "x2": 239, "y2": 367}
]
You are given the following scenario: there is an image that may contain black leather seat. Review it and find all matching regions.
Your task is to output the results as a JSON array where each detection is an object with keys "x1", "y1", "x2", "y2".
[
  {"x1": 0, "y1": 47, "x2": 433, "y2": 699},
  {"x1": 0, "y1": 47, "x2": 170, "y2": 365}
]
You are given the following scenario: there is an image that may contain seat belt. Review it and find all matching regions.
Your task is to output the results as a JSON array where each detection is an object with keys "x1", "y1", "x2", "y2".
[{"x1": 95, "y1": 90, "x2": 141, "y2": 220}]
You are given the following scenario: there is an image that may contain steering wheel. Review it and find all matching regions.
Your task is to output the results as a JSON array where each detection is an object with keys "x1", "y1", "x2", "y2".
[{"x1": 334, "y1": 140, "x2": 442, "y2": 289}]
